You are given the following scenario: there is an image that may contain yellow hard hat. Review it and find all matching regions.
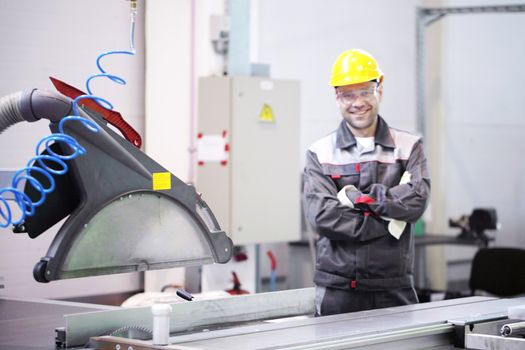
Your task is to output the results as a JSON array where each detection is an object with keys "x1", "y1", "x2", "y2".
[{"x1": 329, "y1": 49, "x2": 384, "y2": 87}]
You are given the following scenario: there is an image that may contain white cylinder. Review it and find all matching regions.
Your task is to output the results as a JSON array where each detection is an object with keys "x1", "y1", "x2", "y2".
[{"x1": 151, "y1": 303, "x2": 172, "y2": 345}]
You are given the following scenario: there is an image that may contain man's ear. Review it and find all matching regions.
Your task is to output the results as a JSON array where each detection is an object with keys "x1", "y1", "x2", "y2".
[
  {"x1": 377, "y1": 84, "x2": 384, "y2": 103},
  {"x1": 334, "y1": 87, "x2": 340, "y2": 106}
]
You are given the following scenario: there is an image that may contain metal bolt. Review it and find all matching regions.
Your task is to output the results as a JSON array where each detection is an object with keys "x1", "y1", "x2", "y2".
[{"x1": 115, "y1": 345, "x2": 120, "y2": 350}]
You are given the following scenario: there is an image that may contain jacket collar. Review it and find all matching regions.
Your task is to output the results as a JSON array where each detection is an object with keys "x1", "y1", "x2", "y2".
[{"x1": 335, "y1": 115, "x2": 395, "y2": 150}]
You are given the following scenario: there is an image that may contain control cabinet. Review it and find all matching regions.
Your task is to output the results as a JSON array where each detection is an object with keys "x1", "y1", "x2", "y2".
[{"x1": 196, "y1": 76, "x2": 301, "y2": 244}]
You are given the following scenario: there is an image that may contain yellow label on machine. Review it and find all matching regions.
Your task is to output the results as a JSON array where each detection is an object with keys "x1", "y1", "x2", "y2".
[
  {"x1": 258, "y1": 103, "x2": 275, "y2": 123},
  {"x1": 152, "y1": 172, "x2": 171, "y2": 190}
]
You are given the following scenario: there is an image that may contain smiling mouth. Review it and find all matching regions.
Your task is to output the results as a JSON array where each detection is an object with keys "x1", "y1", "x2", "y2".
[{"x1": 350, "y1": 109, "x2": 370, "y2": 116}]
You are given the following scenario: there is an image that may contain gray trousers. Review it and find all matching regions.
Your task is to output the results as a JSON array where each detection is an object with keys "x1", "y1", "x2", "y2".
[{"x1": 315, "y1": 285, "x2": 419, "y2": 316}]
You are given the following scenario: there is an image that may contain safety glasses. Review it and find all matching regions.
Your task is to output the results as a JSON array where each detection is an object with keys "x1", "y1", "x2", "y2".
[{"x1": 336, "y1": 86, "x2": 378, "y2": 105}]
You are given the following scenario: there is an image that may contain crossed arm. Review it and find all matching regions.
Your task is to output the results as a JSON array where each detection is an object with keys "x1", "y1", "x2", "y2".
[{"x1": 303, "y1": 141, "x2": 430, "y2": 241}]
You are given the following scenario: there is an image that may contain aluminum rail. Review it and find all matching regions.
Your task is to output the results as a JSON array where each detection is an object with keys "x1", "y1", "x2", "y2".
[{"x1": 81, "y1": 295, "x2": 525, "y2": 349}]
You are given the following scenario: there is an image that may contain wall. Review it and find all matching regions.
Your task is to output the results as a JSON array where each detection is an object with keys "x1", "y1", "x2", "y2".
[
  {"x1": 438, "y1": 0, "x2": 525, "y2": 289},
  {"x1": 440, "y1": 0, "x2": 525, "y2": 247},
  {"x1": 257, "y1": 0, "x2": 421, "y2": 166},
  {"x1": 0, "y1": 0, "x2": 145, "y2": 299}
]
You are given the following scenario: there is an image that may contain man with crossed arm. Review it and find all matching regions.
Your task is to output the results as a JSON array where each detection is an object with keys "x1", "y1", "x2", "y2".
[{"x1": 303, "y1": 49, "x2": 431, "y2": 316}]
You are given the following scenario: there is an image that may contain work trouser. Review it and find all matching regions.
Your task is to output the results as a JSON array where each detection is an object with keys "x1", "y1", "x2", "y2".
[{"x1": 314, "y1": 285, "x2": 419, "y2": 317}]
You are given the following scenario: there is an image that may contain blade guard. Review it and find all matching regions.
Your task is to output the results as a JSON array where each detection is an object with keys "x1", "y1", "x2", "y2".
[{"x1": 22, "y1": 90, "x2": 232, "y2": 282}]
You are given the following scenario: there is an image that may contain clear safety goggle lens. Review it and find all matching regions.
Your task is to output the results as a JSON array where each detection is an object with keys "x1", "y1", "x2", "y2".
[{"x1": 336, "y1": 86, "x2": 378, "y2": 104}]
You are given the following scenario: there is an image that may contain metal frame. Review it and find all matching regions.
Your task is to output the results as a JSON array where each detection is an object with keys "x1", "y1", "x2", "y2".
[
  {"x1": 415, "y1": 4, "x2": 525, "y2": 137},
  {"x1": 65, "y1": 288, "x2": 315, "y2": 347},
  {"x1": 85, "y1": 296, "x2": 525, "y2": 350}
]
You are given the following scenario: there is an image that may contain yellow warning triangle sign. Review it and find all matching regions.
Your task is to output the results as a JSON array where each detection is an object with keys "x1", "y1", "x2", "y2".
[{"x1": 258, "y1": 103, "x2": 275, "y2": 123}]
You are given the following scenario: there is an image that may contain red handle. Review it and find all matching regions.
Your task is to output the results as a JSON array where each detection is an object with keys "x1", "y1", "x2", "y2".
[
  {"x1": 105, "y1": 110, "x2": 142, "y2": 148},
  {"x1": 267, "y1": 250, "x2": 277, "y2": 271},
  {"x1": 50, "y1": 77, "x2": 142, "y2": 148}
]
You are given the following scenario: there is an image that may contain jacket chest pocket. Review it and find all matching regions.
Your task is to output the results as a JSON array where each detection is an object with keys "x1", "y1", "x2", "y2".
[{"x1": 323, "y1": 164, "x2": 361, "y2": 191}]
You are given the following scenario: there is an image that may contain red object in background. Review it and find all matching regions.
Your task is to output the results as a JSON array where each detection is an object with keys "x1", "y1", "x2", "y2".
[
  {"x1": 49, "y1": 77, "x2": 143, "y2": 148},
  {"x1": 266, "y1": 250, "x2": 277, "y2": 292},
  {"x1": 225, "y1": 271, "x2": 249, "y2": 295},
  {"x1": 233, "y1": 246, "x2": 248, "y2": 262},
  {"x1": 266, "y1": 250, "x2": 277, "y2": 271}
]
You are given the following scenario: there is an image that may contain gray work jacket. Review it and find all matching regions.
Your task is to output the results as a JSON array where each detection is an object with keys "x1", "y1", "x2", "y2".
[{"x1": 303, "y1": 116, "x2": 431, "y2": 291}]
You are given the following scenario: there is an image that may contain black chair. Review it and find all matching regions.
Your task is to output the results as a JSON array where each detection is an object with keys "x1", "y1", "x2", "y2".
[{"x1": 469, "y1": 247, "x2": 525, "y2": 297}]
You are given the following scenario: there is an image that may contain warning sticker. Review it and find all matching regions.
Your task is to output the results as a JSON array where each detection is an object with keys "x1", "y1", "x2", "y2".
[
  {"x1": 258, "y1": 103, "x2": 275, "y2": 123},
  {"x1": 152, "y1": 172, "x2": 171, "y2": 191}
]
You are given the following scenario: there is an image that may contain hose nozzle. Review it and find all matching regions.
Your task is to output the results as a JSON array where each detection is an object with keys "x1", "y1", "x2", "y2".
[
  {"x1": 130, "y1": 0, "x2": 138, "y2": 17},
  {"x1": 126, "y1": 0, "x2": 138, "y2": 52}
]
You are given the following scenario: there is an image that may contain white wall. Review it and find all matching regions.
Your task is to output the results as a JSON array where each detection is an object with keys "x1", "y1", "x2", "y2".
[
  {"x1": 257, "y1": 0, "x2": 420, "y2": 167},
  {"x1": 0, "y1": 0, "x2": 145, "y2": 299},
  {"x1": 434, "y1": 0, "x2": 525, "y2": 288},
  {"x1": 440, "y1": 0, "x2": 525, "y2": 247},
  {"x1": 145, "y1": 0, "x2": 224, "y2": 184}
]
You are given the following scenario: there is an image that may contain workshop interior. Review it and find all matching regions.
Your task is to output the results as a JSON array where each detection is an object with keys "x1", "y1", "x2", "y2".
[{"x1": 1, "y1": 0, "x2": 525, "y2": 349}]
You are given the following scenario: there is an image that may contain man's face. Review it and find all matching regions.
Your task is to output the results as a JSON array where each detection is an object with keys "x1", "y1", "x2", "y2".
[{"x1": 335, "y1": 81, "x2": 383, "y2": 136}]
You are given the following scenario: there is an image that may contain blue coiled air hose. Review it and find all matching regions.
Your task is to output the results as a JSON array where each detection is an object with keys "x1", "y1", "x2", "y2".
[{"x1": 0, "y1": 2, "x2": 137, "y2": 229}]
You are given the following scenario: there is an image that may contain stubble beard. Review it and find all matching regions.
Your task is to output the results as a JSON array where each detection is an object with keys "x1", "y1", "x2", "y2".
[{"x1": 343, "y1": 109, "x2": 378, "y2": 134}]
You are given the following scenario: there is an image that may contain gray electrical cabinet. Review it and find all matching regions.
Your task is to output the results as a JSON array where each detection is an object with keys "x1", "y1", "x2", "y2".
[{"x1": 196, "y1": 76, "x2": 301, "y2": 245}]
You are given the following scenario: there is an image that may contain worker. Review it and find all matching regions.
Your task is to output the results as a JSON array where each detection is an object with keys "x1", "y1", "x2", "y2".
[{"x1": 303, "y1": 49, "x2": 431, "y2": 316}]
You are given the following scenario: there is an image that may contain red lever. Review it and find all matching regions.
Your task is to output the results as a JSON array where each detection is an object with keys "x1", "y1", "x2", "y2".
[
  {"x1": 49, "y1": 77, "x2": 142, "y2": 148},
  {"x1": 226, "y1": 271, "x2": 249, "y2": 295},
  {"x1": 267, "y1": 250, "x2": 277, "y2": 271}
]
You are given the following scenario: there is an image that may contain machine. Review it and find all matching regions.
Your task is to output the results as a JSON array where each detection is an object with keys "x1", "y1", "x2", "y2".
[
  {"x1": 0, "y1": 86, "x2": 233, "y2": 282},
  {"x1": 3, "y1": 290, "x2": 525, "y2": 349}
]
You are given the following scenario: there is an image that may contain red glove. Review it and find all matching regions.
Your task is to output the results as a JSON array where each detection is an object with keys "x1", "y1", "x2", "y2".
[{"x1": 354, "y1": 195, "x2": 375, "y2": 214}]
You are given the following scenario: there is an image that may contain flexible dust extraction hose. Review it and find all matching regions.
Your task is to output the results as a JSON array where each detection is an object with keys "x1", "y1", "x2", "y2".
[
  {"x1": 0, "y1": 91, "x2": 25, "y2": 133},
  {"x1": 0, "y1": 89, "x2": 73, "y2": 133}
]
